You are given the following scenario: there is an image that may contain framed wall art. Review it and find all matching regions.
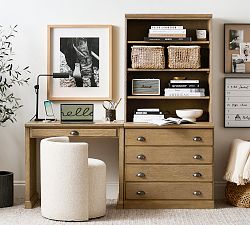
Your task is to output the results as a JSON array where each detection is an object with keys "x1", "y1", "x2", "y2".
[
  {"x1": 47, "y1": 25, "x2": 112, "y2": 100},
  {"x1": 225, "y1": 77, "x2": 250, "y2": 127},
  {"x1": 224, "y1": 23, "x2": 250, "y2": 74}
]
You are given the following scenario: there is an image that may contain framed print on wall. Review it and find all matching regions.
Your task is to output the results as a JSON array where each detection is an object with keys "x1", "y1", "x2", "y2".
[
  {"x1": 224, "y1": 23, "x2": 250, "y2": 74},
  {"x1": 47, "y1": 25, "x2": 112, "y2": 100}
]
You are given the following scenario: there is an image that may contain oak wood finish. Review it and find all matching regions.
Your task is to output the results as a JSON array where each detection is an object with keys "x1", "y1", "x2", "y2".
[
  {"x1": 24, "y1": 121, "x2": 124, "y2": 209},
  {"x1": 125, "y1": 146, "x2": 213, "y2": 164},
  {"x1": 126, "y1": 182, "x2": 213, "y2": 200}
]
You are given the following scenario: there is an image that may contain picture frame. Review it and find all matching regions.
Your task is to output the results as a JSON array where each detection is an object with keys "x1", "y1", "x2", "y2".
[
  {"x1": 47, "y1": 25, "x2": 112, "y2": 100},
  {"x1": 224, "y1": 23, "x2": 250, "y2": 74},
  {"x1": 224, "y1": 77, "x2": 250, "y2": 127}
]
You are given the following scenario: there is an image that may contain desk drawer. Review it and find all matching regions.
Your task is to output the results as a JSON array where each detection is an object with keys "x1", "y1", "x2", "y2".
[
  {"x1": 125, "y1": 165, "x2": 212, "y2": 182},
  {"x1": 126, "y1": 182, "x2": 213, "y2": 200},
  {"x1": 30, "y1": 129, "x2": 117, "y2": 138},
  {"x1": 125, "y1": 146, "x2": 213, "y2": 164},
  {"x1": 125, "y1": 129, "x2": 213, "y2": 146}
]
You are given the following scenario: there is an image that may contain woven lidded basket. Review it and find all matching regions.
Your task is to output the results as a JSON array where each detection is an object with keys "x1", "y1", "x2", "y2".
[
  {"x1": 167, "y1": 45, "x2": 201, "y2": 69},
  {"x1": 225, "y1": 182, "x2": 250, "y2": 207},
  {"x1": 131, "y1": 46, "x2": 165, "y2": 69}
]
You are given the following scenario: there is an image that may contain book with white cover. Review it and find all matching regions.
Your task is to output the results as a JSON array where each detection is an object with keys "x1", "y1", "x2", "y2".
[
  {"x1": 148, "y1": 117, "x2": 195, "y2": 126},
  {"x1": 170, "y1": 80, "x2": 199, "y2": 83},
  {"x1": 149, "y1": 29, "x2": 186, "y2": 34},
  {"x1": 164, "y1": 92, "x2": 205, "y2": 97},
  {"x1": 133, "y1": 114, "x2": 164, "y2": 122},
  {"x1": 151, "y1": 26, "x2": 183, "y2": 29},
  {"x1": 137, "y1": 108, "x2": 160, "y2": 112},
  {"x1": 165, "y1": 88, "x2": 205, "y2": 93}
]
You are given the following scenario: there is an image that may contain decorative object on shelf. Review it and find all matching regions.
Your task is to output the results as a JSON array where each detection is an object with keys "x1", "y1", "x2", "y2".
[
  {"x1": 60, "y1": 104, "x2": 94, "y2": 123},
  {"x1": 0, "y1": 171, "x2": 13, "y2": 208},
  {"x1": 224, "y1": 77, "x2": 250, "y2": 127},
  {"x1": 196, "y1": 30, "x2": 207, "y2": 41},
  {"x1": 132, "y1": 79, "x2": 160, "y2": 95},
  {"x1": 173, "y1": 76, "x2": 186, "y2": 80},
  {"x1": 131, "y1": 46, "x2": 165, "y2": 69},
  {"x1": 167, "y1": 46, "x2": 201, "y2": 69},
  {"x1": 43, "y1": 100, "x2": 56, "y2": 122},
  {"x1": 0, "y1": 25, "x2": 30, "y2": 126},
  {"x1": 33, "y1": 73, "x2": 69, "y2": 121},
  {"x1": 224, "y1": 23, "x2": 250, "y2": 73},
  {"x1": 102, "y1": 98, "x2": 122, "y2": 121},
  {"x1": 176, "y1": 109, "x2": 203, "y2": 122},
  {"x1": 47, "y1": 25, "x2": 112, "y2": 100}
]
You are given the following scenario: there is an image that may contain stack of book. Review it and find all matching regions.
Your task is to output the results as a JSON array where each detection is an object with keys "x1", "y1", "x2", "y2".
[
  {"x1": 144, "y1": 25, "x2": 192, "y2": 42},
  {"x1": 164, "y1": 80, "x2": 205, "y2": 97},
  {"x1": 133, "y1": 108, "x2": 164, "y2": 122}
]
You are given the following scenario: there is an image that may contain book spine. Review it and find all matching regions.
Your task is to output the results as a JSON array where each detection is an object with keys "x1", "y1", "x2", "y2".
[
  {"x1": 165, "y1": 88, "x2": 205, "y2": 93},
  {"x1": 149, "y1": 29, "x2": 186, "y2": 34},
  {"x1": 151, "y1": 26, "x2": 183, "y2": 29},
  {"x1": 170, "y1": 80, "x2": 199, "y2": 83},
  {"x1": 169, "y1": 83, "x2": 200, "y2": 88},
  {"x1": 164, "y1": 93, "x2": 205, "y2": 97},
  {"x1": 135, "y1": 111, "x2": 163, "y2": 115},
  {"x1": 137, "y1": 108, "x2": 160, "y2": 112},
  {"x1": 148, "y1": 33, "x2": 186, "y2": 38},
  {"x1": 144, "y1": 37, "x2": 192, "y2": 42}
]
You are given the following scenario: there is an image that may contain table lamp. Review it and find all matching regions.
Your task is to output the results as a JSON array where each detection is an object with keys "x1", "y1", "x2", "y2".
[{"x1": 33, "y1": 73, "x2": 69, "y2": 121}]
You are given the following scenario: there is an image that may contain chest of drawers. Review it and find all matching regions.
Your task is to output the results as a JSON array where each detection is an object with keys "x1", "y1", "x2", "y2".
[{"x1": 124, "y1": 123, "x2": 214, "y2": 209}]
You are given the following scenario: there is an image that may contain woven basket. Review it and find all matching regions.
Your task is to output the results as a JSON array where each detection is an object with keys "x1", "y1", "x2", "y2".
[
  {"x1": 225, "y1": 182, "x2": 250, "y2": 207},
  {"x1": 131, "y1": 46, "x2": 165, "y2": 69},
  {"x1": 167, "y1": 46, "x2": 201, "y2": 69}
]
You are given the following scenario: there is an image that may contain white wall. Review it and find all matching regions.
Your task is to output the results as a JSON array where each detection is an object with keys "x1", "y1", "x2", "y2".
[{"x1": 1, "y1": 0, "x2": 250, "y2": 200}]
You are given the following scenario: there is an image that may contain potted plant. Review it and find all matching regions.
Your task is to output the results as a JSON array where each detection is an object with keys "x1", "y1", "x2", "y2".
[{"x1": 0, "y1": 25, "x2": 30, "y2": 126}]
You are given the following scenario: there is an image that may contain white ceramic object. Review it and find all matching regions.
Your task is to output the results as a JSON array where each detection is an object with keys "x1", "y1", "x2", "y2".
[{"x1": 176, "y1": 109, "x2": 203, "y2": 122}]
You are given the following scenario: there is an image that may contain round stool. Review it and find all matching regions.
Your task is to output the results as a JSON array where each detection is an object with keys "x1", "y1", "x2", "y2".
[{"x1": 88, "y1": 158, "x2": 106, "y2": 218}]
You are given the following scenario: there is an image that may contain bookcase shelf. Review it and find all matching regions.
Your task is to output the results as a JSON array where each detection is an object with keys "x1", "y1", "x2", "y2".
[{"x1": 125, "y1": 14, "x2": 212, "y2": 122}]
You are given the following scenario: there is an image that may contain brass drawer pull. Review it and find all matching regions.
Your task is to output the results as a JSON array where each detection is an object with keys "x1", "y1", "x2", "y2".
[
  {"x1": 193, "y1": 172, "x2": 202, "y2": 177},
  {"x1": 136, "y1": 172, "x2": 145, "y2": 178},
  {"x1": 136, "y1": 191, "x2": 145, "y2": 196},
  {"x1": 193, "y1": 191, "x2": 202, "y2": 196},
  {"x1": 70, "y1": 130, "x2": 79, "y2": 136},
  {"x1": 193, "y1": 155, "x2": 202, "y2": 160},
  {"x1": 137, "y1": 154, "x2": 146, "y2": 160},
  {"x1": 137, "y1": 136, "x2": 146, "y2": 142},
  {"x1": 193, "y1": 136, "x2": 202, "y2": 142}
]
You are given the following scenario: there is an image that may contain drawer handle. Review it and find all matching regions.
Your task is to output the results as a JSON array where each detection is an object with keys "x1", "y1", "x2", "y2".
[
  {"x1": 136, "y1": 191, "x2": 145, "y2": 196},
  {"x1": 193, "y1": 172, "x2": 202, "y2": 177},
  {"x1": 137, "y1": 136, "x2": 146, "y2": 142},
  {"x1": 70, "y1": 130, "x2": 79, "y2": 136},
  {"x1": 193, "y1": 155, "x2": 202, "y2": 160},
  {"x1": 193, "y1": 136, "x2": 202, "y2": 142},
  {"x1": 137, "y1": 154, "x2": 146, "y2": 160},
  {"x1": 193, "y1": 191, "x2": 202, "y2": 196},
  {"x1": 136, "y1": 172, "x2": 145, "y2": 178}
]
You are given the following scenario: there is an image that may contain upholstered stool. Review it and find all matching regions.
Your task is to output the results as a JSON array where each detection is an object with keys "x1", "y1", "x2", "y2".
[{"x1": 40, "y1": 137, "x2": 106, "y2": 221}]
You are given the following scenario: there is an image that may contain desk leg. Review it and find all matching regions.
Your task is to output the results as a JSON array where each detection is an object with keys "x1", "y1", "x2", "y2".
[
  {"x1": 25, "y1": 128, "x2": 38, "y2": 209},
  {"x1": 117, "y1": 127, "x2": 124, "y2": 208}
]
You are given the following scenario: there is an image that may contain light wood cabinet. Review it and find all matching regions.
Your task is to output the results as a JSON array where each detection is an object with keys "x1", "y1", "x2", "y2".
[{"x1": 124, "y1": 13, "x2": 213, "y2": 209}]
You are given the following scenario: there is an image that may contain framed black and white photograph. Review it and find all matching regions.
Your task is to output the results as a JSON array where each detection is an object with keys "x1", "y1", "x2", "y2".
[
  {"x1": 47, "y1": 25, "x2": 112, "y2": 100},
  {"x1": 225, "y1": 77, "x2": 250, "y2": 127},
  {"x1": 225, "y1": 23, "x2": 250, "y2": 73}
]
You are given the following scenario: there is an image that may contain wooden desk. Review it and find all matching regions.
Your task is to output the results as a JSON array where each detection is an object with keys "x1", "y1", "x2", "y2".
[{"x1": 25, "y1": 121, "x2": 124, "y2": 209}]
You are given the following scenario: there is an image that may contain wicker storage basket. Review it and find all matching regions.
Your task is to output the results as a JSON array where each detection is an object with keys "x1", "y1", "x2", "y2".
[
  {"x1": 225, "y1": 182, "x2": 250, "y2": 207},
  {"x1": 131, "y1": 46, "x2": 165, "y2": 69},
  {"x1": 167, "y1": 46, "x2": 201, "y2": 69}
]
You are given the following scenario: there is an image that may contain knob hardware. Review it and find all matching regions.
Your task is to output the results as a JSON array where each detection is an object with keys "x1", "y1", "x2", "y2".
[
  {"x1": 193, "y1": 172, "x2": 202, "y2": 177},
  {"x1": 193, "y1": 191, "x2": 202, "y2": 196},
  {"x1": 70, "y1": 130, "x2": 79, "y2": 136},
  {"x1": 193, "y1": 155, "x2": 202, "y2": 160},
  {"x1": 136, "y1": 191, "x2": 145, "y2": 196},
  {"x1": 137, "y1": 136, "x2": 146, "y2": 142},
  {"x1": 136, "y1": 172, "x2": 145, "y2": 178},
  {"x1": 137, "y1": 154, "x2": 146, "y2": 160},
  {"x1": 193, "y1": 136, "x2": 202, "y2": 142}
]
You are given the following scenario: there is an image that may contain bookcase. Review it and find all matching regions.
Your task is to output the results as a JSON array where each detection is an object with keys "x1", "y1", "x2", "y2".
[{"x1": 125, "y1": 14, "x2": 212, "y2": 122}]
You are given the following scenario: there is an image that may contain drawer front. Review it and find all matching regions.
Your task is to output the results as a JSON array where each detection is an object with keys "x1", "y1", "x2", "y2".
[
  {"x1": 125, "y1": 165, "x2": 212, "y2": 182},
  {"x1": 30, "y1": 129, "x2": 117, "y2": 138},
  {"x1": 125, "y1": 146, "x2": 213, "y2": 164},
  {"x1": 125, "y1": 129, "x2": 213, "y2": 146},
  {"x1": 126, "y1": 182, "x2": 213, "y2": 200}
]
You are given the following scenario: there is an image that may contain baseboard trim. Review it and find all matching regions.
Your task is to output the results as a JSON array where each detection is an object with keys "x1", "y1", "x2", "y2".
[{"x1": 14, "y1": 181, "x2": 227, "y2": 201}]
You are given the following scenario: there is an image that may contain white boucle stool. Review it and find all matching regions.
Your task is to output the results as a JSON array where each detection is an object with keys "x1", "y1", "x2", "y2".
[{"x1": 40, "y1": 137, "x2": 106, "y2": 221}]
